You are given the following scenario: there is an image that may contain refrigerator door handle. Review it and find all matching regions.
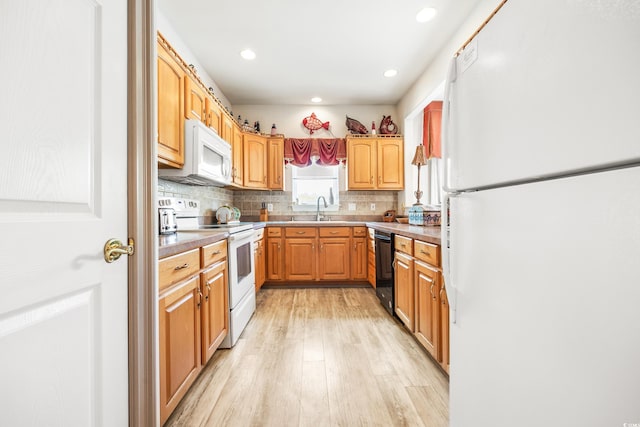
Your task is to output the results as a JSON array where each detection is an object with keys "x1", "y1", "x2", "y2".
[
  {"x1": 442, "y1": 55, "x2": 457, "y2": 194},
  {"x1": 441, "y1": 191, "x2": 457, "y2": 323}
]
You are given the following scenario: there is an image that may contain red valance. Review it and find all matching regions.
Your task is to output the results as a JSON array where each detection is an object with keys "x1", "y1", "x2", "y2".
[
  {"x1": 284, "y1": 138, "x2": 346, "y2": 167},
  {"x1": 423, "y1": 101, "x2": 443, "y2": 158}
]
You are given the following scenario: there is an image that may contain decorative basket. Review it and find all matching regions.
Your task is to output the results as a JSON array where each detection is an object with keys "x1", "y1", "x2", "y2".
[
  {"x1": 382, "y1": 210, "x2": 396, "y2": 222},
  {"x1": 423, "y1": 210, "x2": 441, "y2": 226}
]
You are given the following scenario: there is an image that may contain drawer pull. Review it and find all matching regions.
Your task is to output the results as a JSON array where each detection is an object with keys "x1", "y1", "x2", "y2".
[
  {"x1": 211, "y1": 250, "x2": 221, "y2": 255},
  {"x1": 330, "y1": 231, "x2": 338, "y2": 234},
  {"x1": 174, "y1": 263, "x2": 189, "y2": 270},
  {"x1": 296, "y1": 231, "x2": 305, "y2": 235}
]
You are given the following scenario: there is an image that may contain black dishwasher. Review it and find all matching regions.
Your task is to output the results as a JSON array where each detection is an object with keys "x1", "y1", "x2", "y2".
[{"x1": 374, "y1": 231, "x2": 395, "y2": 316}]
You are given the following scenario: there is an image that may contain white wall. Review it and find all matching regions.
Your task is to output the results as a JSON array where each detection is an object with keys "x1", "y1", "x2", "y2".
[
  {"x1": 156, "y1": 10, "x2": 232, "y2": 110},
  {"x1": 396, "y1": 0, "x2": 504, "y2": 212},
  {"x1": 232, "y1": 104, "x2": 398, "y2": 138}
]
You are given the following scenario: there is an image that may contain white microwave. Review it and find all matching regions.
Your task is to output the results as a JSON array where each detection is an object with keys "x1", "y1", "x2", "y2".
[{"x1": 159, "y1": 119, "x2": 232, "y2": 186}]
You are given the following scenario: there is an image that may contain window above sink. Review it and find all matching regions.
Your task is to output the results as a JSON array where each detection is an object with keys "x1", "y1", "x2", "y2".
[{"x1": 291, "y1": 164, "x2": 339, "y2": 212}]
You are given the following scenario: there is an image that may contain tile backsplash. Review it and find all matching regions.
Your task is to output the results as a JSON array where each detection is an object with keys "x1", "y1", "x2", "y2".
[
  {"x1": 158, "y1": 179, "x2": 234, "y2": 216},
  {"x1": 158, "y1": 179, "x2": 398, "y2": 221}
]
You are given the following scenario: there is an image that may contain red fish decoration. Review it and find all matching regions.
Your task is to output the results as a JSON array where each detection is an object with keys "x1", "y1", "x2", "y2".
[{"x1": 302, "y1": 112, "x2": 330, "y2": 134}]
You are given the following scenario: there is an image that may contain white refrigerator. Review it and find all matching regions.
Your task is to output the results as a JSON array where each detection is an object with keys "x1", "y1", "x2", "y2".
[{"x1": 441, "y1": 1, "x2": 640, "y2": 426}]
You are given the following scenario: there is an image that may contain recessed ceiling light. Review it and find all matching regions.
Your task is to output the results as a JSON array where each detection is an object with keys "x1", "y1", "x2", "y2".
[
  {"x1": 311, "y1": 97, "x2": 322, "y2": 103},
  {"x1": 384, "y1": 69, "x2": 398, "y2": 78},
  {"x1": 416, "y1": 7, "x2": 438, "y2": 23},
  {"x1": 240, "y1": 49, "x2": 256, "y2": 60}
]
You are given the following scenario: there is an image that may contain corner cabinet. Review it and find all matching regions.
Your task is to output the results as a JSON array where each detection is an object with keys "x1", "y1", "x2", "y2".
[
  {"x1": 346, "y1": 135, "x2": 404, "y2": 190},
  {"x1": 157, "y1": 39, "x2": 185, "y2": 168}
]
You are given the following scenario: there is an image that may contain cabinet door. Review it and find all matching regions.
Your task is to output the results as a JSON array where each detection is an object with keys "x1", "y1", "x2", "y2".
[
  {"x1": 285, "y1": 238, "x2": 316, "y2": 280},
  {"x1": 347, "y1": 138, "x2": 376, "y2": 189},
  {"x1": 243, "y1": 134, "x2": 268, "y2": 188},
  {"x1": 232, "y1": 124, "x2": 244, "y2": 186},
  {"x1": 184, "y1": 77, "x2": 207, "y2": 123},
  {"x1": 377, "y1": 138, "x2": 404, "y2": 189},
  {"x1": 351, "y1": 237, "x2": 368, "y2": 280},
  {"x1": 318, "y1": 237, "x2": 350, "y2": 280},
  {"x1": 201, "y1": 261, "x2": 228, "y2": 363},
  {"x1": 439, "y1": 280, "x2": 450, "y2": 373},
  {"x1": 222, "y1": 113, "x2": 234, "y2": 144},
  {"x1": 205, "y1": 97, "x2": 222, "y2": 134},
  {"x1": 266, "y1": 237, "x2": 283, "y2": 280},
  {"x1": 255, "y1": 238, "x2": 266, "y2": 290},
  {"x1": 394, "y1": 251, "x2": 414, "y2": 331},
  {"x1": 157, "y1": 41, "x2": 185, "y2": 168},
  {"x1": 414, "y1": 260, "x2": 439, "y2": 358},
  {"x1": 268, "y1": 137, "x2": 284, "y2": 190},
  {"x1": 159, "y1": 276, "x2": 201, "y2": 424},
  {"x1": 367, "y1": 233, "x2": 376, "y2": 287}
]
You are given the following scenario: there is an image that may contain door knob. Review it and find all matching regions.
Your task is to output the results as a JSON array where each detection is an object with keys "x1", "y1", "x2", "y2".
[{"x1": 104, "y1": 238, "x2": 135, "y2": 263}]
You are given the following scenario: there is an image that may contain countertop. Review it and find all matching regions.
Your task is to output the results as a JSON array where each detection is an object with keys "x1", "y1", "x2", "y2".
[
  {"x1": 365, "y1": 222, "x2": 442, "y2": 245},
  {"x1": 158, "y1": 222, "x2": 267, "y2": 259},
  {"x1": 159, "y1": 221, "x2": 441, "y2": 259}
]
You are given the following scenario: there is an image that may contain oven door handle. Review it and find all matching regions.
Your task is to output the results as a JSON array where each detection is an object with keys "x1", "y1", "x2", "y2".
[{"x1": 228, "y1": 229, "x2": 257, "y2": 242}]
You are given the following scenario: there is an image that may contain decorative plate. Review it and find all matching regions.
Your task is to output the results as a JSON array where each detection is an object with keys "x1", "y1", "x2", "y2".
[{"x1": 216, "y1": 206, "x2": 232, "y2": 224}]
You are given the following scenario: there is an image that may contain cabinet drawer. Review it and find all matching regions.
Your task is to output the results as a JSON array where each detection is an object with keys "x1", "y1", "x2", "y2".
[
  {"x1": 285, "y1": 227, "x2": 317, "y2": 237},
  {"x1": 394, "y1": 235, "x2": 413, "y2": 255},
  {"x1": 201, "y1": 239, "x2": 227, "y2": 268},
  {"x1": 159, "y1": 249, "x2": 200, "y2": 291},
  {"x1": 353, "y1": 227, "x2": 367, "y2": 237},
  {"x1": 254, "y1": 228, "x2": 265, "y2": 240},
  {"x1": 414, "y1": 240, "x2": 440, "y2": 266},
  {"x1": 267, "y1": 227, "x2": 282, "y2": 237},
  {"x1": 319, "y1": 227, "x2": 350, "y2": 237}
]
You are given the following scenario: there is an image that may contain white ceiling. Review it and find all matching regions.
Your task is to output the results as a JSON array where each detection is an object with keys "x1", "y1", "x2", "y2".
[{"x1": 157, "y1": 0, "x2": 479, "y2": 106}]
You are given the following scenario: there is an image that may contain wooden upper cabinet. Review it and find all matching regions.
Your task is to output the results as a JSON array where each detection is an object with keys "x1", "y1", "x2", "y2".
[
  {"x1": 347, "y1": 138, "x2": 376, "y2": 189},
  {"x1": 377, "y1": 138, "x2": 404, "y2": 189},
  {"x1": 231, "y1": 124, "x2": 244, "y2": 186},
  {"x1": 243, "y1": 133, "x2": 268, "y2": 189},
  {"x1": 268, "y1": 137, "x2": 284, "y2": 190},
  {"x1": 184, "y1": 77, "x2": 207, "y2": 124},
  {"x1": 157, "y1": 40, "x2": 185, "y2": 168},
  {"x1": 347, "y1": 136, "x2": 404, "y2": 190},
  {"x1": 221, "y1": 113, "x2": 234, "y2": 144},
  {"x1": 205, "y1": 97, "x2": 222, "y2": 135}
]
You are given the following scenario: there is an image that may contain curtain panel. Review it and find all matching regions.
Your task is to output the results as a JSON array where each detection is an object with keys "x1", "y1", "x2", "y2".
[{"x1": 284, "y1": 138, "x2": 346, "y2": 167}]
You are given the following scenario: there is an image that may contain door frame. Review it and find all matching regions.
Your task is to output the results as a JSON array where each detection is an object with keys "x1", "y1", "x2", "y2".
[{"x1": 128, "y1": 0, "x2": 158, "y2": 425}]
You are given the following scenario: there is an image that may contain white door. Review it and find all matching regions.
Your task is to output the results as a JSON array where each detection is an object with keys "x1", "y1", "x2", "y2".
[{"x1": 0, "y1": 1, "x2": 129, "y2": 425}]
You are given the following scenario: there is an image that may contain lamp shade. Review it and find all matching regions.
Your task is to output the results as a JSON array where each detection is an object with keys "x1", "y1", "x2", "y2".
[{"x1": 411, "y1": 145, "x2": 428, "y2": 166}]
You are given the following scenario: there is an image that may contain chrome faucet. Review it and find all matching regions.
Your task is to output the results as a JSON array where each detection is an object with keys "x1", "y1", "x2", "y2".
[{"x1": 316, "y1": 196, "x2": 328, "y2": 221}]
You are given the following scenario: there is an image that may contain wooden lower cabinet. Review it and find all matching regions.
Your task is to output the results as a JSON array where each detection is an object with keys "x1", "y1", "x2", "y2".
[
  {"x1": 201, "y1": 260, "x2": 228, "y2": 363},
  {"x1": 352, "y1": 237, "x2": 367, "y2": 280},
  {"x1": 285, "y1": 238, "x2": 316, "y2": 280},
  {"x1": 367, "y1": 228, "x2": 376, "y2": 287},
  {"x1": 414, "y1": 260, "x2": 439, "y2": 358},
  {"x1": 318, "y1": 237, "x2": 350, "y2": 280},
  {"x1": 394, "y1": 251, "x2": 414, "y2": 331},
  {"x1": 439, "y1": 279, "x2": 450, "y2": 373},
  {"x1": 266, "y1": 236, "x2": 284, "y2": 280},
  {"x1": 255, "y1": 236, "x2": 266, "y2": 290},
  {"x1": 159, "y1": 276, "x2": 202, "y2": 424}
]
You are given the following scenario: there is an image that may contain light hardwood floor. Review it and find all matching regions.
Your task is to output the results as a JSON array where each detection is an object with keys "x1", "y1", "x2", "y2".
[{"x1": 165, "y1": 287, "x2": 449, "y2": 427}]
